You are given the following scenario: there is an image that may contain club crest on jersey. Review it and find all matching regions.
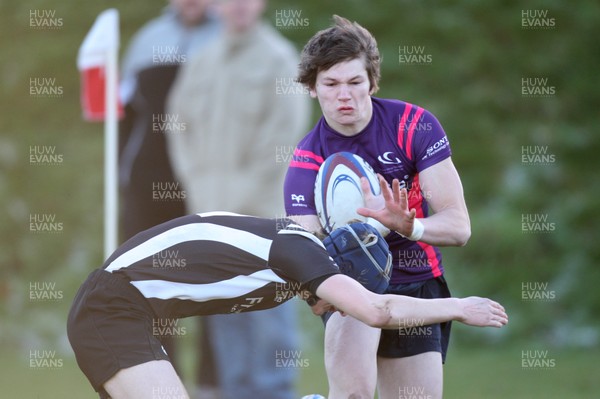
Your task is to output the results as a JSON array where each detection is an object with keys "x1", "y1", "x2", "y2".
[
  {"x1": 291, "y1": 194, "x2": 305, "y2": 203},
  {"x1": 377, "y1": 151, "x2": 402, "y2": 165}
]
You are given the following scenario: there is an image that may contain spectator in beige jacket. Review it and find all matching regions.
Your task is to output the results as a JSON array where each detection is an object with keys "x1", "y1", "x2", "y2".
[{"x1": 166, "y1": 0, "x2": 311, "y2": 398}]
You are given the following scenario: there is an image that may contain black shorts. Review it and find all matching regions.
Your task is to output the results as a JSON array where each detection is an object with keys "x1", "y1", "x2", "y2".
[
  {"x1": 66, "y1": 269, "x2": 170, "y2": 397},
  {"x1": 322, "y1": 275, "x2": 452, "y2": 362},
  {"x1": 377, "y1": 275, "x2": 452, "y2": 362}
]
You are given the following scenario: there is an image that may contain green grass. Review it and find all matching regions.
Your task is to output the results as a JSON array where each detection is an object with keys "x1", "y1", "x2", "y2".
[
  {"x1": 3, "y1": 306, "x2": 598, "y2": 398},
  {"x1": 3, "y1": 343, "x2": 598, "y2": 398},
  {"x1": 444, "y1": 346, "x2": 599, "y2": 398}
]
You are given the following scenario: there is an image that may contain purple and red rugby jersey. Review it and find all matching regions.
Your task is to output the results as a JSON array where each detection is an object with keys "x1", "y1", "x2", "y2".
[{"x1": 284, "y1": 97, "x2": 452, "y2": 284}]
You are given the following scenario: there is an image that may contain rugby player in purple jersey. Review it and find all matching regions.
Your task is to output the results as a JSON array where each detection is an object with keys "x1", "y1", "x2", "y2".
[{"x1": 284, "y1": 15, "x2": 472, "y2": 399}]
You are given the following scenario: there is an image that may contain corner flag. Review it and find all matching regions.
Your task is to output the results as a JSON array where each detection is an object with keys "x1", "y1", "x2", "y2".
[{"x1": 77, "y1": 9, "x2": 121, "y2": 258}]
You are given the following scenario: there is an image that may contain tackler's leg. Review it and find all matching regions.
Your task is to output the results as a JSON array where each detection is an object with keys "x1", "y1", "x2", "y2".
[{"x1": 103, "y1": 360, "x2": 189, "y2": 399}]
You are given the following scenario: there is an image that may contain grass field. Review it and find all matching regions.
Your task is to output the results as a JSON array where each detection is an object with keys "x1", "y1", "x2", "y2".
[
  {"x1": 2, "y1": 305, "x2": 598, "y2": 398},
  {"x1": 1, "y1": 1, "x2": 598, "y2": 398}
]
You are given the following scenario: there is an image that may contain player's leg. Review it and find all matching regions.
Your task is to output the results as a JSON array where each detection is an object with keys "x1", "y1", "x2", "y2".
[
  {"x1": 67, "y1": 270, "x2": 176, "y2": 398},
  {"x1": 375, "y1": 276, "x2": 451, "y2": 399},
  {"x1": 103, "y1": 359, "x2": 189, "y2": 399},
  {"x1": 377, "y1": 352, "x2": 443, "y2": 399},
  {"x1": 324, "y1": 312, "x2": 381, "y2": 399}
]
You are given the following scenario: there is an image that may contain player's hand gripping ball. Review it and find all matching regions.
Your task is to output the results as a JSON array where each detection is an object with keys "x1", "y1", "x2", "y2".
[{"x1": 323, "y1": 222, "x2": 392, "y2": 294}]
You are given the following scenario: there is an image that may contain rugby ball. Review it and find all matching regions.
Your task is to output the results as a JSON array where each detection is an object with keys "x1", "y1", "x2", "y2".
[{"x1": 314, "y1": 152, "x2": 380, "y2": 233}]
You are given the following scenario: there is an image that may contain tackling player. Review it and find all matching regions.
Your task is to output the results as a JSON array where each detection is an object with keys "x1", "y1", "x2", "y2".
[
  {"x1": 284, "y1": 15, "x2": 472, "y2": 399},
  {"x1": 67, "y1": 212, "x2": 506, "y2": 398}
]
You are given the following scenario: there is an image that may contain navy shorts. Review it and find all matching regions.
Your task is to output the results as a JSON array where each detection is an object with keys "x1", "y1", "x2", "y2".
[
  {"x1": 377, "y1": 275, "x2": 452, "y2": 362},
  {"x1": 322, "y1": 275, "x2": 452, "y2": 362},
  {"x1": 66, "y1": 269, "x2": 170, "y2": 397}
]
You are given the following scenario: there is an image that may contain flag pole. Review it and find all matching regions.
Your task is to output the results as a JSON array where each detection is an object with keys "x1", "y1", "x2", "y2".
[{"x1": 103, "y1": 10, "x2": 119, "y2": 259}]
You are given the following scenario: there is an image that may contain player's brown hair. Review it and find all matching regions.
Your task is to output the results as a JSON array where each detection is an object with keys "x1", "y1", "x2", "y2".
[{"x1": 297, "y1": 15, "x2": 381, "y2": 93}]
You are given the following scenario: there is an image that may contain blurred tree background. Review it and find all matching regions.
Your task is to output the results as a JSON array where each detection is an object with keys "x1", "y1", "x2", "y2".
[{"x1": 1, "y1": 0, "x2": 599, "y2": 397}]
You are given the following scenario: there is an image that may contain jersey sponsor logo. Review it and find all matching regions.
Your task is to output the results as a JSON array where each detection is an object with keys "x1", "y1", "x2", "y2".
[
  {"x1": 230, "y1": 297, "x2": 263, "y2": 313},
  {"x1": 377, "y1": 151, "x2": 402, "y2": 165},
  {"x1": 291, "y1": 194, "x2": 305, "y2": 203},
  {"x1": 423, "y1": 136, "x2": 449, "y2": 160},
  {"x1": 290, "y1": 194, "x2": 307, "y2": 207}
]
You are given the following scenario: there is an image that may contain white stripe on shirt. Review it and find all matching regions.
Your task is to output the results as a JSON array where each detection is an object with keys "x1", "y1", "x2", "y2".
[
  {"x1": 130, "y1": 268, "x2": 286, "y2": 302},
  {"x1": 105, "y1": 223, "x2": 272, "y2": 272}
]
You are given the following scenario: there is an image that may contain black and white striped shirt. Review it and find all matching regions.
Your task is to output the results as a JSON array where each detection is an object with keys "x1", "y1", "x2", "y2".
[{"x1": 103, "y1": 212, "x2": 339, "y2": 319}]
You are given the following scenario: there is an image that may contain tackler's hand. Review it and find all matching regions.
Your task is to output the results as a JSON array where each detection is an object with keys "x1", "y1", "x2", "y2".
[{"x1": 457, "y1": 297, "x2": 509, "y2": 328}]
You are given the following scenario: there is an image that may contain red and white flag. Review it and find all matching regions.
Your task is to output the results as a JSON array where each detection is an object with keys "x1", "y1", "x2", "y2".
[
  {"x1": 77, "y1": 9, "x2": 123, "y2": 121},
  {"x1": 78, "y1": 9, "x2": 122, "y2": 257}
]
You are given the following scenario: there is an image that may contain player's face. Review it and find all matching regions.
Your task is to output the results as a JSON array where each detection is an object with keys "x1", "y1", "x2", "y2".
[{"x1": 311, "y1": 58, "x2": 374, "y2": 137}]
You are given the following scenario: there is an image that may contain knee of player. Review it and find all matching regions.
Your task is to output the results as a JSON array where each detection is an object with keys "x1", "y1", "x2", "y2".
[
  {"x1": 329, "y1": 386, "x2": 375, "y2": 399},
  {"x1": 348, "y1": 391, "x2": 375, "y2": 399}
]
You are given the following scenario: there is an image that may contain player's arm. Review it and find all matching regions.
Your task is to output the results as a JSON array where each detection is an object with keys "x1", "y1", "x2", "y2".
[
  {"x1": 315, "y1": 274, "x2": 507, "y2": 329},
  {"x1": 283, "y1": 154, "x2": 326, "y2": 236},
  {"x1": 358, "y1": 157, "x2": 471, "y2": 247},
  {"x1": 416, "y1": 157, "x2": 471, "y2": 246}
]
